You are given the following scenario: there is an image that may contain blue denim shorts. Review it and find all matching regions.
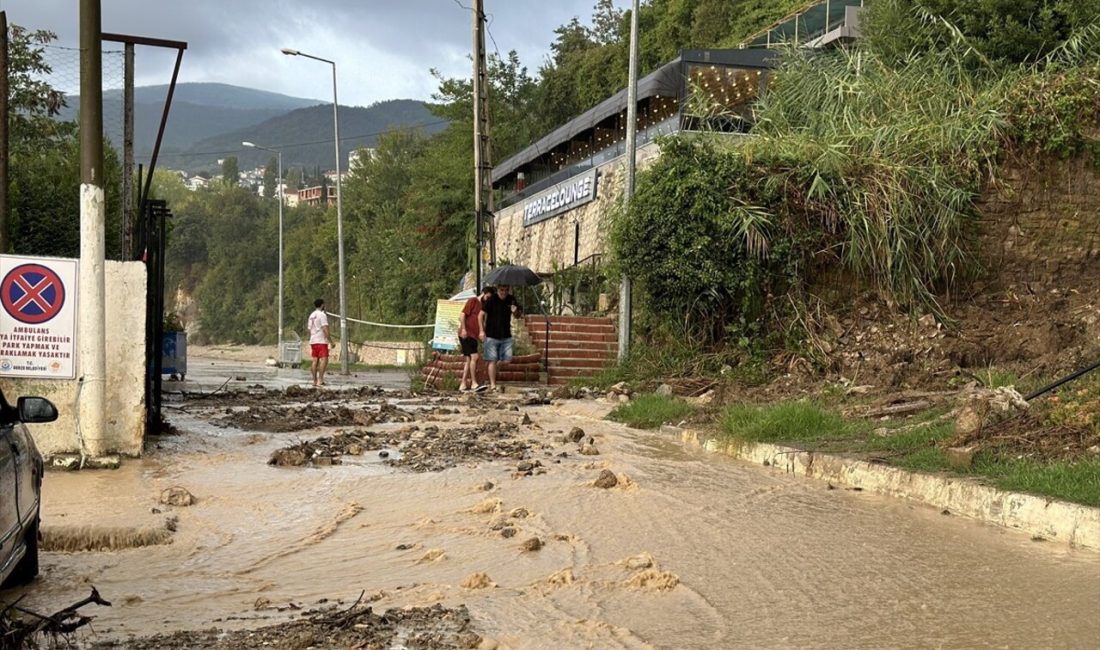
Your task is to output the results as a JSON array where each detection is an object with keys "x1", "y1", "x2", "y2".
[{"x1": 483, "y1": 337, "x2": 513, "y2": 362}]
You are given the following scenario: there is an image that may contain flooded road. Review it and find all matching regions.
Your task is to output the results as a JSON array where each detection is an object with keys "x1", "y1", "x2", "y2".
[{"x1": 4, "y1": 390, "x2": 1099, "y2": 649}]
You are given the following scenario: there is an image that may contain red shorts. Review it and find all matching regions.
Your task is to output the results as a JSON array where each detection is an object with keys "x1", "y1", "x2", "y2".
[{"x1": 311, "y1": 343, "x2": 329, "y2": 359}]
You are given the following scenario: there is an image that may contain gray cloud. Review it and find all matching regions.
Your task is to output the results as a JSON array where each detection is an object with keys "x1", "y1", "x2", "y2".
[{"x1": 6, "y1": 0, "x2": 621, "y2": 106}]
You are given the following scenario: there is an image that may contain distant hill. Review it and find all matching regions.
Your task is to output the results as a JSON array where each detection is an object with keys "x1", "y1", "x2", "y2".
[
  {"x1": 164, "y1": 99, "x2": 446, "y2": 173},
  {"x1": 59, "y1": 82, "x2": 324, "y2": 162},
  {"x1": 57, "y1": 83, "x2": 443, "y2": 173}
]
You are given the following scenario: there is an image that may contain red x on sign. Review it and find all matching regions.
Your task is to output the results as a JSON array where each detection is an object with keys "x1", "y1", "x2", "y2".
[{"x1": 1, "y1": 263, "x2": 66, "y2": 324}]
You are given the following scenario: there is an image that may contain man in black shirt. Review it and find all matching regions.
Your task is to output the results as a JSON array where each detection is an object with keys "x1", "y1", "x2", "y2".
[{"x1": 478, "y1": 284, "x2": 522, "y2": 391}]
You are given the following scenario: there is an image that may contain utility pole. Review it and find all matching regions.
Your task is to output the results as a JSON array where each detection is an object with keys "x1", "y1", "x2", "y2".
[
  {"x1": 618, "y1": 0, "x2": 640, "y2": 362},
  {"x1": 472, "y1": 0, "x2": 493, "y2": 289},
  {"x1": 121, "y1": 42, "x2": 134, "y2": 256},
  {"x1": 0, "y1": 11, "x2": 9, "y2": 253},
  {"x1": 79, "y1": 0, "x2": 108, "y2": 456}
]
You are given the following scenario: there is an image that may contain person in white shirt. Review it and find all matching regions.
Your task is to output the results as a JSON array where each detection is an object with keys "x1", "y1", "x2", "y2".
[{"x1": 307, "y1": 298, "x2": 334, "y2": 387}]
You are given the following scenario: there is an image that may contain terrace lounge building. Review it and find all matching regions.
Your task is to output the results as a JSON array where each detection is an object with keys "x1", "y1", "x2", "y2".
[
  {"x1": 490, "y1": 0, "x2": 865, "y2": 278},
  {"x1": 491, "y1": 48, "x2": 777, "y2": 276}
]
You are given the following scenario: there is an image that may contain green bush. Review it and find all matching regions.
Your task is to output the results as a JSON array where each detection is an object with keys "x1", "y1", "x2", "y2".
[{"x1": 609, "y1": 393, "x2": 694, "y2": 429}]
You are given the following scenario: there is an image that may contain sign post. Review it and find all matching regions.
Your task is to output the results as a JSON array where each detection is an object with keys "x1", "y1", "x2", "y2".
[{"x1": 0, "y1": 255, "x2": 78, "y2": 379}]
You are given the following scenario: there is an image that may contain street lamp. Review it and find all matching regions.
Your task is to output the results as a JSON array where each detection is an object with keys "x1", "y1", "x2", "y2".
[
  {"x1": 242, "y1": 141, "x2": 284, "y2": 366},
  {"x1": 281, "y1": 47, "x2": 350, "y2": 375}
]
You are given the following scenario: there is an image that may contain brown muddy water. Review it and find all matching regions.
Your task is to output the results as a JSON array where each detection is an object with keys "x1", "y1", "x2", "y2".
[{"x1": 4, "y1": 394, "x2": 1099, "y2": 649}]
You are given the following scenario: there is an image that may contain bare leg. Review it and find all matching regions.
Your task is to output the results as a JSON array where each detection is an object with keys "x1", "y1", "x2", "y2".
[
  {"x1": 460, "y1": 355, "x2": 472, "y2": 389},
  {"x1": 311, "y1": 358, "x2": 320, "y2": 386},
  {"x1": 318, "y1": 357, "x2": 329, "y2": 385},
  {"x1": 488, "y1": 360, "x2": 498, "y2": 389}
]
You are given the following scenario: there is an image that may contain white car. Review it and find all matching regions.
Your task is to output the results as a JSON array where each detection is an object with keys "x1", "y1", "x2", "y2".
[{"x1": 1, "y1": 390, "x2": 57, "y2": 588}]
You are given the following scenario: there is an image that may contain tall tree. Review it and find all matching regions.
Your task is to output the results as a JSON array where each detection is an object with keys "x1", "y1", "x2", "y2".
[
  {"x1": 221, "y1": 156, "x2": 240, "y2": 188},
  {"x1": 262, "y1": 156, "x2": 277, "y2": 199}
]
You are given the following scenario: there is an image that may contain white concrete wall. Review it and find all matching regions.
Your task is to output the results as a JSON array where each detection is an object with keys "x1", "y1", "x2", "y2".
[
  {"x1": 6, "y1": 261, "x2": 146, "y2": 458},
  {"x1": 495, "y1": 142, "x2": 662, "y2": 274}
]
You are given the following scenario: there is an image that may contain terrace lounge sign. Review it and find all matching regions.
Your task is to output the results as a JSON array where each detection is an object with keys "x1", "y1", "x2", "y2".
[{"x1": 522, "y1": 168, "x2": 598, "y2": 227}]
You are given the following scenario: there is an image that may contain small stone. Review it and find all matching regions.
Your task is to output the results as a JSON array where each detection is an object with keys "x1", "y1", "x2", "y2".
[
  {"x1": 346, "y1": 444, "x2": 364, "y2": 456},
  {"x1": 395, "y1": 543, "x2": 414, "y2": 550},
  {"x1": 500, "y1": 527, "x2": 516, "y2": 539},
  {"x1": 594, "y1": 469, "x2": 618, "y2": 489},
  {"x1": 159, "y1": 486, "x2": 195, "y2": 507},
  {"x1": 479, "y1": 481, "x2": 495, "y2": 491},
  {"x1": 564, "y1": 427, "x2": 586, "y2": 443},
  {"x1": 520, "y1": 413, "x2": 533, "y2": 425},
  {"x1": 579, "y1": 444, "x2": 600, "y2": 456},
  {"x1": 510, "y1": 507, "x2": 530, "y2": 519},
  {"x1": 618, "y1": 393, "x2": 630, "y2": 403},
  {"x1": 520, "y1": 537, "x2": 543, "y2": 552},
  {"x1": 945, "y1": 446, "x2": 977, "y2": 469},
  {"x1": 379, "y1": 450, "x2": 390, "y2": 458},
  {"x1": 517, "y1": 461, "x2": 535, "y2": 472},
  {"x1": 655, "y1": 384, "x2": 673, "y2": 397}
]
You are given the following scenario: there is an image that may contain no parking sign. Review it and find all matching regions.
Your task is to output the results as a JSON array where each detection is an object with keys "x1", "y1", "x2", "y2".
[{"x1": 0, "y1": 255, "x2": 78, "y2": 379}]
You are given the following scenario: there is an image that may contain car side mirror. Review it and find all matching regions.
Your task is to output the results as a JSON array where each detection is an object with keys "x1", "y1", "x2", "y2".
[{"x1": 18, "y1": 397, "x2": 58, "y2": 424}]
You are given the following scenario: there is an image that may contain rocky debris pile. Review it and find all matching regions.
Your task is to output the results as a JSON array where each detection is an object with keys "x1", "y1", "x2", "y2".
[
  {"x1": 269, "y1": 421, "x2": 552, "y2": 473},
  {"x1": 391, "y1": 421, "x2": 547, "y2": 473},
  {"x1": 90, "y1": 602, "x2": 480, "y2": 650},
  {"x1": 180, "y1": 385, "x2": 394, "y2": 409},
  {"x1": 221, "y1": 402, "x2": 418, "y2": 433}
]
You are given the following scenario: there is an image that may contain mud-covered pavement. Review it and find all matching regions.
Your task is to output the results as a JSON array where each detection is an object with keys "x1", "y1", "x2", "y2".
[{"x1": 4, "y1": 377, "x2": 1100, "y2": 649}]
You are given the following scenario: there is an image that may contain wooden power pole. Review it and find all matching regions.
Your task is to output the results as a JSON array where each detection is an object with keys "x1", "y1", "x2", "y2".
[{"x1": 472, "y1": 0, "x2": 494, "y2": 289}]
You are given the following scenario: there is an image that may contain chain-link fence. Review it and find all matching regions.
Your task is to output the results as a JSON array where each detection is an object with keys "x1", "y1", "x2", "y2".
[{"x1": 9, "y1": 39, "x2": 130, "y2": 261}]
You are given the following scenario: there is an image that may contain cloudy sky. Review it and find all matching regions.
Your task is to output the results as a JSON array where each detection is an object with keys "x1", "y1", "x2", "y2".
[{"x1": 4, "y1": 0, "x2": 625, "y2": 106}]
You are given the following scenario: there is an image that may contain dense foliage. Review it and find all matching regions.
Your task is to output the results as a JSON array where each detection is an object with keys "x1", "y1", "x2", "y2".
[
  {"x1": 7, "y1": 26, "x2": 125, "y2": 259},
  {"x1": 613, "y1": 2, "x2": 1099, "y2": 349}
]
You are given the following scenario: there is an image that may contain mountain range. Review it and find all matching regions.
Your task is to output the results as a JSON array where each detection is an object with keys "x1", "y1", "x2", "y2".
[{"x1": 59, "y1": 82, "x2": 445, "y2": 173}]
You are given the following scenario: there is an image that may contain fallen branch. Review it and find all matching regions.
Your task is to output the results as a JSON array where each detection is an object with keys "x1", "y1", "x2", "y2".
[{"x1": 1, "y1": 587, "x2": 111, "y2": 648}]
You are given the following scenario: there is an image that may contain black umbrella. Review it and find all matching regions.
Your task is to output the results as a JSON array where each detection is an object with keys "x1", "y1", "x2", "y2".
[{"x1": 483, "y1": 264, "x2": 542, "y2": 287}]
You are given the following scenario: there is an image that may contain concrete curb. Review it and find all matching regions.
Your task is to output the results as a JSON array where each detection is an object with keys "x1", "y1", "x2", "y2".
[{"x1": 662, "y1": 425, "x2": 1100, "y2": 552}]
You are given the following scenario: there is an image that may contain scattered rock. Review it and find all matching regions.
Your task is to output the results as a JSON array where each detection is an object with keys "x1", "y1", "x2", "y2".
[
  {"x1": 461, "y1": 573, "x2": 494, "y2": 589},
  {"x1": 625, "y1": 569, "x2": 680, "y2": 592},
  {"x1": 623, "y1": 553, "x2": 654, "y2": 570},
  {"x1": 509, "y1": 507, "x2": 529, "y2": 519},
  {"x1": 520, "y1": 413, "x2": 532, "y2": 425},
  {"x1": 945, "y1": 445, "x2": 978, "y2": 469},
  {"x1": 655, "y1": 384, "x2": 673, "y2": 397},
  {"x1": 618, "y1": 393, "x2": 631, "y2": 403},
  {"x1": 594, "y1": 470, "x2": 618, "y2": 489},
  {"x1": 479, "y1": 481, "x2": 495, "y2": 492},
  {"x1": 159, "y1": 486, "x2": 195, "y2": 507},
  {"x1": 564, "y1": 427, "x2": 586, "y2": 443},
  {"x1": 954, "y1": 386, "x2": 1029, "y2": 436},
  {"x1": 580, "y1": 444, "x2": 600, "y2": 456},
  {"x1": 517, "y1": 461, "x2": 535, "y2": 472},
  {"x1": 500, "y1": 527, "x2": 516, "y2": 539},
  {"x1": 520, "y1": 537, "x2": 543, "y2": 552}
]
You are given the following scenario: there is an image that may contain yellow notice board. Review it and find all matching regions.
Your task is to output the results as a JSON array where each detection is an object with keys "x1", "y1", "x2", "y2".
[{"x1": 432, "y1": 300, "x2": 466, "y2": 351}]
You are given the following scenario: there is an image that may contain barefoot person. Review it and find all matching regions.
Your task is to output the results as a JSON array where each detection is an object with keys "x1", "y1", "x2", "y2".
[
  {"x1": 307, "y1": 298, "x2": 334, "y2": 387},
  {"x1": 478, "y1": 284, "x2": 522, "y2": 392},
  {"x1": 458, "y1": 286, "x2": 493, "y2": 392}
]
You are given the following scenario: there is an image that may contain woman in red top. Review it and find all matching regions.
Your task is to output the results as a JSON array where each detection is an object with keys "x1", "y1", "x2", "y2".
[{"x1": 458, "y1": 286, "x2": 493, "y2": 391}]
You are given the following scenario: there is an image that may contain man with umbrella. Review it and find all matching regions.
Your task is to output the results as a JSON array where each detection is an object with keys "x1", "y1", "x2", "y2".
[
  {"x1": 477, "y1": 265, "x2": 540, "y2": 391},
  {"x1": 478, "y1": 284, "x2": 523, "y2": 392}
]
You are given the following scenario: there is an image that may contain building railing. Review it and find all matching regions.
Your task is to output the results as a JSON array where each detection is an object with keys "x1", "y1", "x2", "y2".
[{"x1": 496, "y1": 114, "x2": 682, "y2": 210}]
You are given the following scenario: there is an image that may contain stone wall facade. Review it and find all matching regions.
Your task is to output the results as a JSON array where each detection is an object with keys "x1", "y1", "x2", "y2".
[
  {"x1": 494, "y1": 142, "x2": 662, "y2": 274},
  {"x1": 978, "y1": 155, "x2": 1100, "y2": 283}
]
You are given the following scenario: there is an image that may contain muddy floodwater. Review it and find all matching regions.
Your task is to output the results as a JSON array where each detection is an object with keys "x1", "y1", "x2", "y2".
[{"x1": 5, "y1": 391, "x2": 1099, "y2": 649}]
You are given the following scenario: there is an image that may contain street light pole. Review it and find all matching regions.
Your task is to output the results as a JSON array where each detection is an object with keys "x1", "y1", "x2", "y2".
[
  {"x1": 281, "y1": 47, "x2": 349, "y2": 375},
  {"x1": 242, "y1": 141, "x2": 283, "y2": 366}
]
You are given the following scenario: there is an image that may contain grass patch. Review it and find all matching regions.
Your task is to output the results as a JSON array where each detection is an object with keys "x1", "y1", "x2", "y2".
[
  {"x1": 608, "y1": 393, "x2": 694, "y2": 429},
  {"x1": 714, "y1": 401, "x2": 1100, "y2": 506},
  {"x1": 973, "y1": 456, "x2": 1100, "y2": 507},
  {"x1": 720, "y1": 401, "x2": 855, "y2": 443}
]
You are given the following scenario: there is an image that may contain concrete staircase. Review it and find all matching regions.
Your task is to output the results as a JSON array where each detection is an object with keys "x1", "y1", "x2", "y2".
[{"x1": 525, "y1": 315, "x2": 618, "y2": 385}]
